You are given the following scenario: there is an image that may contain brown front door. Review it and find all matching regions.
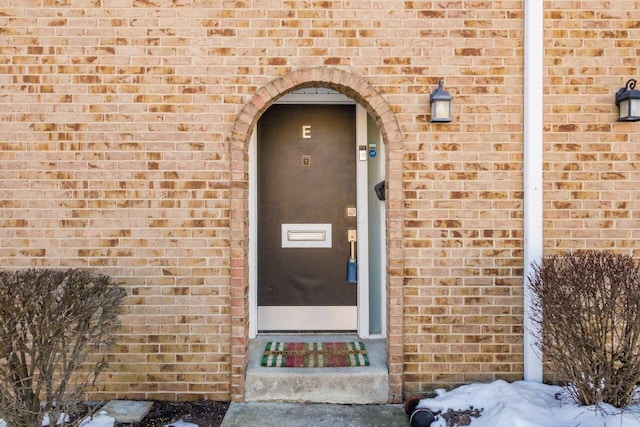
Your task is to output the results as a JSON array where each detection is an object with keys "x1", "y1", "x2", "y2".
[{"x1": 257, "y1": 104, "x2": 357, "y2": 331}]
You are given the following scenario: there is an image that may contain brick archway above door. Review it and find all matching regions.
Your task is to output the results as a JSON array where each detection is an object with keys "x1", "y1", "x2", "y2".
[{"x1": 228, "y1": 67, "x2": 405, "y2": 403}]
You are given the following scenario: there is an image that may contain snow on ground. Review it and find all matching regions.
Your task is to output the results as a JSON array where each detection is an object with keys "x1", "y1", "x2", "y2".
[
  {"x1": 3, "y1": 380, "x2": 640, "y2": 426},
  {"x1": 417, "y1": 380, "x2": 640, "y2": 427},
  {"x1": 77, "y1": 413, "x2": 116, "y2": 427},
  {"x1": 77, "y1": 413, "x2": 197, "y2": 427},
  {"x1": 0, "y1": 411, "x2": 198, "y2": 427}
]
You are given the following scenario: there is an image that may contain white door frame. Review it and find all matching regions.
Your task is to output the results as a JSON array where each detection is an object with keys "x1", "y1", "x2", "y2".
[{"x1": 248, "y1": 92, "x2": 371, "y2": 338}]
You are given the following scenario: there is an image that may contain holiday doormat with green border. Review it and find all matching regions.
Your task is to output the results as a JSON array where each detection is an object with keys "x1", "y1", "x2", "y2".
[{"x1": 261, "y1": 341, "x2": 370, "y2": 368}]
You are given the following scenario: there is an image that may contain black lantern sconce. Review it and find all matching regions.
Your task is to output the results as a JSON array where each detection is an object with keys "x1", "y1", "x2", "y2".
[
  {"x1": 615, "y1": 79, "x2": 640, "y2": 122},
  {"x1": 429, "y1": 80, "x2": 452, "y2": 123}
]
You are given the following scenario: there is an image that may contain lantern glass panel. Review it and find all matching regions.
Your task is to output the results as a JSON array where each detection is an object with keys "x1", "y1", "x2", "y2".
[
  {"x1": 619, "y1": 99, "x2": 629, "y2": 120},
  {"x1": 631, "y1": 98, "x2": 640, "y2": 119},
  {"x1": 432, "y1": 100, "x2": 450, "y2": 121}
]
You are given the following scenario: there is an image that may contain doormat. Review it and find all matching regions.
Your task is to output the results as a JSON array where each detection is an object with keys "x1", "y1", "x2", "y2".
[{"x1": 261, "y1": 341, "x2": 370, "y2": 368}]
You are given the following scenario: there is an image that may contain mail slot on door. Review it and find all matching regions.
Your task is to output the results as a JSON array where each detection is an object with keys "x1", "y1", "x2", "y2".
[{"x1": 281, "y1": 223, "x2": 332, "y2": 248}]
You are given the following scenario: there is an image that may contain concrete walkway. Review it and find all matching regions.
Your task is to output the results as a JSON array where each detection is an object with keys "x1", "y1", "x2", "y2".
[{"x1": 220, "y1": 402, "x2": 408, "y2": 427}]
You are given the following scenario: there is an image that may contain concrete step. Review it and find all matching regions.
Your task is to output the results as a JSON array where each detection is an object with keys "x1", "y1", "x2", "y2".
[{"x1": 245, "y1": 335, "x2": 389, "y2": 404}]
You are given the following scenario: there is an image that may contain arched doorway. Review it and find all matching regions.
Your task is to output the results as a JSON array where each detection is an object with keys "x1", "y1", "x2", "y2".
[{"x1": 229, "y1": 68, "x2": 405, "y2": 402}]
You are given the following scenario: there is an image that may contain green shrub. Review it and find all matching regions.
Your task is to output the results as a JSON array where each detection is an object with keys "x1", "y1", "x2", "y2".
[
  {"x1": 529, "y1": 250, "x2": 640, "y2": 408},
  {"x1": 0, "y1": 269, "x2": 126, "y2": 427}
]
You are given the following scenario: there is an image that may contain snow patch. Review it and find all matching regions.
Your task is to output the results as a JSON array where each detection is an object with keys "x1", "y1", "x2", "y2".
[
  {"x1": 416, "y1": 380, "x2": 640, "y2": 427},
  {"x1": 79, "y1": 412, "x2": 116, "y2": 427}
]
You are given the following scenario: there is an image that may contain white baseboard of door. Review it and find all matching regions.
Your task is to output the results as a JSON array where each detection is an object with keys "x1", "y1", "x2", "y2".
[{"x1": 258, "y1": 306, "x2": 357, "y2": 331}]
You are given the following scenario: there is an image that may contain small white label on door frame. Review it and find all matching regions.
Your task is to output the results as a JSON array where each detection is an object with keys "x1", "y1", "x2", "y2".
[{"x1": 281, "y1": 223, "x2": 332, "y2": 248}]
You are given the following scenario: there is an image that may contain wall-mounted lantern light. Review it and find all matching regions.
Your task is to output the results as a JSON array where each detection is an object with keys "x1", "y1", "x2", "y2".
[
  {"x1": 430, "y1": 80, "x2": 452, "y2": 123},
  {"x1": 615, "y1": 79, "x2": 640, "y2": 122}
]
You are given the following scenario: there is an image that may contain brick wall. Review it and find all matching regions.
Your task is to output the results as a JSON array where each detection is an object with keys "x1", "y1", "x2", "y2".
[
  {"x1": 400, "y1": 1, "x2": 525, "y2": 391},
  {"x1": 544, "y1": 1, "x2": 640, "y2": 255},
  {"x1": 0, "y1": 0, "x2": 235, "y2": 401},
  {"x1": 1, "y1": 0, "x2": 638, "y2": 401}
]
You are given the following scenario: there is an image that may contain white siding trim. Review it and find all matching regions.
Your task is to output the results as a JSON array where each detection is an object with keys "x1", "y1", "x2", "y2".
[{"x1": 523, "y1": 0, "x2": 544, "y2": 382}]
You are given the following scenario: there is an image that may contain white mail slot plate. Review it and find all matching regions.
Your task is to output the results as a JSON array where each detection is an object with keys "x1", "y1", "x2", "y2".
[{"x1": 281, "y1": 223, "x2": 332, "y2": 248}]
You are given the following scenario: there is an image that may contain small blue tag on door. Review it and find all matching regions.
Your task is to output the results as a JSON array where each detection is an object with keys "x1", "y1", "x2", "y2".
[{"x1": 347, "y1": 259, "x2": 357, "y2": 283}]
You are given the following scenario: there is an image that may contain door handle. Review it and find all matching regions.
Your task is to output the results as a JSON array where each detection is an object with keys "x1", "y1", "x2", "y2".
[
  {"x1": 348, "y1": 230, "x2": 357, "y2": 261},
  {"x1": 349, "y1": 240, "x2": 356, "y2": 262}
]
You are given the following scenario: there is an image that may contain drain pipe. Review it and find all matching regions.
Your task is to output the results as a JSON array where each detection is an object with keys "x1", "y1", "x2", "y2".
[{"x1": 523, "y1": 0, "x2": 544, "y2": 382}]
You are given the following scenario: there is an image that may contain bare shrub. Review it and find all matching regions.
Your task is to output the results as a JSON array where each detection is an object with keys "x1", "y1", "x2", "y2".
[
  {"x1": 529, "y1": 250, "x2": 640, "y2": 408},
  {"x1": 0, "y1": 268, "x2": 126, "y2": 427}
]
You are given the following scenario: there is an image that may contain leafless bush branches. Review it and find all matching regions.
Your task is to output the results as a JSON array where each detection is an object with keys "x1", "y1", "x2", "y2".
[
  {"x1": 0, "y1": 269, "x2": 126, "y2": 427},
  {"x1": 529, "y1": 251, "x2": 640, "y2": 408}
]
